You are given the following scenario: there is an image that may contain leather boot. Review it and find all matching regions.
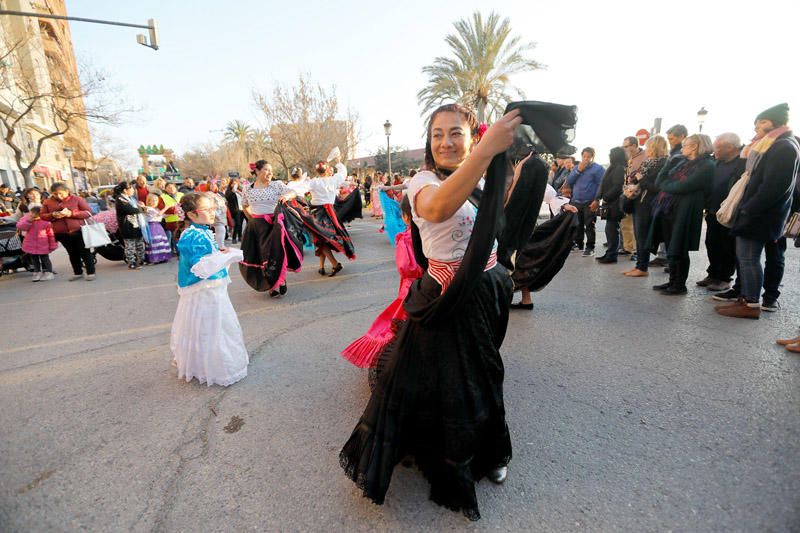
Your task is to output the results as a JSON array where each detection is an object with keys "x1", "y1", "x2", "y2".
[{"x1": 716, "y1": 298, "x2": 760, "y2": 319}]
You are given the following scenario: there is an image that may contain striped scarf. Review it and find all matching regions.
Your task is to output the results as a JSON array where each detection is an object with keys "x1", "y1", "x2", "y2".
[{"x1": 741, "y1": 126, "x2": 792, "y2": 176}]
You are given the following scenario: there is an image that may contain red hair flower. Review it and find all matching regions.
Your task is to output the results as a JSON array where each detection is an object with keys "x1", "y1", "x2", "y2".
[
  {"x1": 248, "y1": 162, "x2": 257, "y2": 171},
  {"x1": 476, "y1": 122, "x2": 488, "y2": 140}
]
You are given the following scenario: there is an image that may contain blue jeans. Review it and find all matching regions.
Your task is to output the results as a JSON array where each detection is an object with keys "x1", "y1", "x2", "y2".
[
  {"x1": 732, "y1": 237, "x2": 786, "y2": 301},
  {"x1": 736, "y1": 237, "x2": 769, "y2": 303}
]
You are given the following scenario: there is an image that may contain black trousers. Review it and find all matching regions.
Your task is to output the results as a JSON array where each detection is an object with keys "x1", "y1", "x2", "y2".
[
  {"x1": 634, "y1": 201, "x2": 653, "y2": 271},
  {"x1": 704, "y1": 213, "x2": 736, "y2": 282},
  {"x1": 732, "y1": 237, "x2": 786, "y2": 300},
  {"x1": 571, "y1": 201, "x2": 596, "y2": 250},
  {"x1": 661, "y1": 211, "x2": 690, "y2": 287},
  {"x1": 55, "y1": 231, "x2": 95, "y2": 275},
  {"x1": 230, "y1": 210, "x2": 244, "y2": 241},
  {"x1": 30, "y1": 254, "x2": 53, "y2": 272},
  {"x1": 604, "y1": 217, "x2": 620, "y2": 259}
]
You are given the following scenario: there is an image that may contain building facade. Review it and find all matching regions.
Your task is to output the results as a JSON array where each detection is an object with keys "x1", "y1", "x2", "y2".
[{"x1": 0, "y1": 0, "x2": 94, "y2": 191}]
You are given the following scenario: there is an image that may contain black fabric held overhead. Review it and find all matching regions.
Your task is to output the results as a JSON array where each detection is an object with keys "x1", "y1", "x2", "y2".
[
  {"x1": 505, "y1": 101, "x2": 578, "y2": 156},
  {"x1": 497, "y1": 155, "x2": 549, "y2": 270}
]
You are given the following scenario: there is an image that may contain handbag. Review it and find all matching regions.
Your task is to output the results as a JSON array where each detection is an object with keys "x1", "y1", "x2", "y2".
[
  {"x1": 716, "y1": 171, "x2": 750, "y2": 228},
  {"x1": 81, "y1": 218, "x2": 112, "y2": 249},
  {"x1": 784, "y1": 211, "x2": 800, "y2": 238}
]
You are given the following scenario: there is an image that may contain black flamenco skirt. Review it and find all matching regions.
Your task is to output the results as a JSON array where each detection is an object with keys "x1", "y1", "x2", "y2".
[
  {"x1": 238, "y1": 209, "x2": 304, "y2": 292},
  {"x1": 304, "y1": 204, "x2": 356, "y2": 259},
  {"x1": 334, "y1": 188, "x2": 363, "y2": 224},
  {"x1": 340, "y1": 264, "x2": 513, "y2": 521},
  {"x1": 511, "y1": 211, "x2": 578, "y2": 292}
]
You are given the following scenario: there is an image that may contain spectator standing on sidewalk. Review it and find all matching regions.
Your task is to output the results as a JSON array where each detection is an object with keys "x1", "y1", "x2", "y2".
[
  {"x1": 696, "y1": 133, "x2": 745, "y2": 292},
  {"x1": 40, "y1": 182, "x2": 96, "y2": 281},
  {"x1": 624, "y1": 135, "x2": 669, "y2": 277},
  {"x1": 650, "y1": 134, "x2": 715, "y2": 295},
  {"x1": 716, "y1": 104, "x2": 800, "y2": 319},
  {"x1": 622, "y1": 136, "x2": 647, "y2": 256},
  {"x1": 592, "y1": 147, "x2": 627, "y2": 264},
  {"x1": 567, "y1": 147, "x2": 605, "y2": 257},
  {"x1": 651, "y1": 124, "x2": 688, "y2": 268}
]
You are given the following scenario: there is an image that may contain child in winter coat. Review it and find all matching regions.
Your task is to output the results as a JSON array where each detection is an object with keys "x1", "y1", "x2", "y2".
[{"x1": 16, "y1": 206, "x2": 58, "y2": 281}]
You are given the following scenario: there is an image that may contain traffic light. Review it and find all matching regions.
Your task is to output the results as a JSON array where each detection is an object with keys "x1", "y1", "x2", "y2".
[{"x1": 148, "y1": 19, "x2": 159, "y2": 50}]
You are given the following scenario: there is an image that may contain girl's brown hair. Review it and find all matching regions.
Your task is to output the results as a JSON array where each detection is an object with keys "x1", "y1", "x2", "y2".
[
  {"x1": 175, "y1": 192, "x2": 207, "y2": 239},
  {"x1": 423, "y1": 103, "x2": 479, "y2": 171}
]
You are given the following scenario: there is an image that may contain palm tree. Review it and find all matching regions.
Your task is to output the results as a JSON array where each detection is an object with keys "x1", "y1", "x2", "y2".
[
  {"x1": 417, "y1": 11, "x2": 544, "y2": 123},
  {"x1": 223, "y1": 120, "x2": 253, "y2": 144}
]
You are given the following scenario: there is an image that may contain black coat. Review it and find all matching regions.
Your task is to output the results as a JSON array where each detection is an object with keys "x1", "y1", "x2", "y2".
[
  {"x1": 115, "y1": 196, "x2": 144, "y2": 239},
  {"x1": 732, "y1": 132, "x2": 800, "y2": 242},
  {"x1": 595, "y1": 165, "x2": 625, "y2": 221}
]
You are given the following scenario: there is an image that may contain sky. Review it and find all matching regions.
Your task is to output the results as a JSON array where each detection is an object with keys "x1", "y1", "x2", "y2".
[{"x1": 66, "y1": 0, "x2": 799, "y2": 170}]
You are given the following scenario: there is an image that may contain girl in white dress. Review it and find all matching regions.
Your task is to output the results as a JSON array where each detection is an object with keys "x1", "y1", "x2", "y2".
[{"x1": 170, "y1": 193, "x2": 248, "y2": 387}]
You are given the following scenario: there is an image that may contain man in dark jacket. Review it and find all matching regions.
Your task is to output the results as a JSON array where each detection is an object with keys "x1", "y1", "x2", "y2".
[
  {"x1": 697, "y1": 133, "x2": 745, "y2": 292},
  {"x1": 717, "y1": 103, "x2": 800, "y2": 319}
]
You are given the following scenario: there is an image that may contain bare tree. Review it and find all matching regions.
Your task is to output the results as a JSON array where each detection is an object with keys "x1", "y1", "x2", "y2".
[
  {"x1": 0, "y1": 35, "x2": 130, "y2": 187},
  {"x1": 90, "y1": 126, "x2": 136, "y2": 186},
  {"x1": 253, "y1": 75, "x2": 360, "y2": 175}
]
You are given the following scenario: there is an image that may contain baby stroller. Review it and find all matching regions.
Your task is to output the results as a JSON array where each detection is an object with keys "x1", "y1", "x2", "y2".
[
  {"x1": 0, "y1": 220, "x2": 31, "y2": 276},
  {"x1": 94, "y1": 231, "x2": 125, "y2": 262}
]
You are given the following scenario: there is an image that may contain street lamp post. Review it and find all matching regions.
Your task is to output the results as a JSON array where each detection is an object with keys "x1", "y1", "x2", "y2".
[
  {"x1": 63, "y1": 146, "x2": 75, "y2": 189},
  {"x1": 697, "y1": 106, "x2": 708, "y2": 133},
  {"x1": 384, "y1": 120, "x2": 392, "y2": 176}
]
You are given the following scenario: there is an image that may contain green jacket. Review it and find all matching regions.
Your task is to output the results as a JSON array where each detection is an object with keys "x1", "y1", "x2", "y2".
[{"x1": 650, "y1": 155, "x2": 714, "y2": 255}]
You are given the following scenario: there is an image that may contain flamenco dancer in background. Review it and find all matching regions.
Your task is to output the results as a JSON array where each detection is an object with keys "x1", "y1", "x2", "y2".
[
  {"x1": 340, "y1": 103, "x2": 523, "y2": 521},
  {"x1": 238, "y1": 160, "x2": 304, "y2": 298},
  {"x1": 304, "y1": 153, "x2": 356, "y2": 276},
  {"x1": 340, "y1": 195, "x2": 421, "y2": 385},
  {"x1": 334, "y1": 175, "x2": 363, "y2": 225}
]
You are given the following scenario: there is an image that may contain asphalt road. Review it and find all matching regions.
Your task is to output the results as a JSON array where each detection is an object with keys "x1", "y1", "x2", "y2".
[{"x1": 1, "y1": 217, "x2": 799, "y2": 532}]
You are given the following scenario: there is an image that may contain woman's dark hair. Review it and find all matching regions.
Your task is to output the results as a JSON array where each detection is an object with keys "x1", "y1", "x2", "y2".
[
  {"x1": 423, "y1": 103, "x2": 479, "y2": 171},
  {"x1": 251, "y1": 159, "x2": 269, "y2": 176},
  {"x1": 609, "y1": 146, "x2": 628, "y2": 168},
  {"x1": 315, "y1": 161, "x2": 328, "y2": 175},
  {"x1": 18, "y1": 187, "x2": 40, "y2": 213},
  {"x1": 50, "y1": 182, "x2": 69, "y2": 194},
  {"x1": 290, "y1": 166, "x2": 302, "y2": 179},
  {"x1": 29, "y1": 205, "x2": 41, "y2": 217},
  {"x1": 113, "y1": 181, "x2": 130, "y2": 198},
  {"x1": 400, "y1": 194, "x2": 412, "y2": 220}
]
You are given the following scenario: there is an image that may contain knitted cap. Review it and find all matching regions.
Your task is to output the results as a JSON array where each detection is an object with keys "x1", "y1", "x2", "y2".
[{"x1": 755, "y1": 103, "x2": 789, "y2": 126}]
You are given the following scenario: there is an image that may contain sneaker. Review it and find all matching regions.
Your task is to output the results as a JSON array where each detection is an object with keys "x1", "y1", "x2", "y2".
[
  {"x1": 696, "y1": 276, "x2": 714, "y2": 287},
  {"x1": 571, "y1": 244, "x2": 583, "y2": 253},
  {"x1": 596, "y1": 256, "x2": 617, "y2": 264},
  {"x1": 31, "y1": 272, "x2": 42, "y2": 282},
  {"x1": 41, "y1": 272, "x2": 54, "y2": 281},
  {"x1": 660, "y1": 285, "x2": 688, "y2": 295},
  {"x1": 68, "y1": 274, "x2": 83, "y2": 281},
  {"x1": 705, "y1": 280, "x2": 731, "y2": 292},
  {"x1": 711, "y1": 288, "x2": 739, "y2": 302},
  {"x1": 649, "y1": 257, "x2": 667, "y2": 267},
  {"x1": 581, "y1": 248, "x2": 595, "y2": 257},
  {"x1": 618, "y1": 249, "x2": 632, "y2": 256},
  {"x1": 85, "y1": 274, "x2": 96, "y2": 281},
  {"x1": 761, "y1": 298, "x2": 780, "y2": 312},
  {"x1": 652, "y1": 282, "x2": 671, "y2": 290}
]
